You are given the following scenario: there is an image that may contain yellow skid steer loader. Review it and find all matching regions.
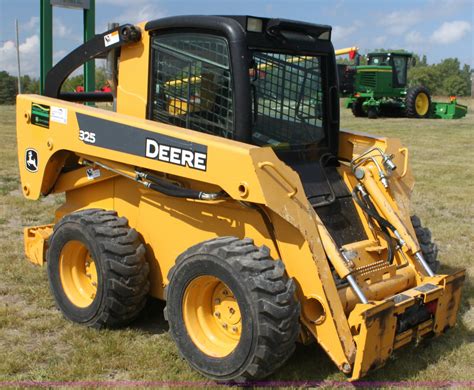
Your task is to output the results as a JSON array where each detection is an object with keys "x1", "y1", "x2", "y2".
[{"x1": 17, "y1": 16, "x2": 464, "y2": 381}]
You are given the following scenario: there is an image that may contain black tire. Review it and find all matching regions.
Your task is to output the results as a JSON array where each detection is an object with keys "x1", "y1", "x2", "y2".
[
  {"x1": 411, "y1": 215, "x2": 440, "y2": 273},
  {"x1": 165, "y1": 237, "x2": 300, "y2": 382},
  {"x1": 405, "y1": 86, "x2": 431, "y2": 118},
  {"x1": 367, "y1": 106, "x2": 378, "y2": 119},
  {"x1": 47, "y1": 209, "x2": 149, "y2": 328},
  {"x1": 351, "y1": 98, "x2": 367, "y2": 117}
]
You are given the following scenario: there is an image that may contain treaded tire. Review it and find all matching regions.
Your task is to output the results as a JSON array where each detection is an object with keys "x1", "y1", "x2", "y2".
[
  {"x1": 165, "y1": 237, "x2": 300, "y2": 382},
  {"x1": 367, "y1": 106, "x2": 378, "y2": 119},
  {"x1": 351, "y1": 98, "x2": 367, "y2": 117},
  {"x1": 411, "y1": 215, "x2": 440, "y2": 273},
  {"x1": 47, "y1": 209, "x2": 149, "y2": 328},
  {"x1": 405, "y1": 86, "x2": 431, "y2": 118}
]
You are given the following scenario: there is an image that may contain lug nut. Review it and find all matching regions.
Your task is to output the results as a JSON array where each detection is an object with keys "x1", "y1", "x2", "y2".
[
  {"x1": 214, "y1": 298, "x2": 221, "y2": 304},
  {"x1": 229, "y1": 308, "x2": 235, "y2": 314},
  {"x1": 232, "y1": 326, "x2": 238, "y2": 333},
  {"x1": 215, "y1": 311, "x2": 221, "y2": 318},
  {"x1": 222, "y1": 290, "x2": 228, "y2": 296},
  {"x1": 222, "y1": 324, "x2": 228, "y2": 329},
  {"x1": 92, "y1": 282, "x2": 97, "y2": 287}
]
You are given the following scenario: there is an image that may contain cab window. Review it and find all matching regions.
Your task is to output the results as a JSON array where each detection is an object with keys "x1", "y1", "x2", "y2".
[{"x1": 149, "y1": 33, "x2": 234, "y2": 138}]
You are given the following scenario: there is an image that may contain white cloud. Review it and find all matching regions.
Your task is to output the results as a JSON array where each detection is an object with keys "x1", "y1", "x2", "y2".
[
  {"x1": 374, "y1": 35, "x2": 387, "y2": 46},
  {"x1": 380, "y1": 10, "x2": 423, "y2": 35},
  {"x1": 405, "y1": 31, "x2": 425, "y2": 45},
  {"x1": 0, "y1": 35, "x2": 40, "y2": 76},
  {"x1": 430, "y1": 20, "x2": 472, "y2": 44},
  {"x1": 24, "y1": 16, "x2": 39, "y2": 32},
  {"x1": 114, "y1": 3, "x2": 167, "y2": 25},
  {"x1": 54, "y1": 17, "x2": 73, "y2": 38},
  {"x1": 332, "y1": 22, "x2": 360, "y2": 41}
]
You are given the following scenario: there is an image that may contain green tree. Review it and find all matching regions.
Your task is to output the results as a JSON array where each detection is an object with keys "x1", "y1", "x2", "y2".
[
  {"x1": 442, "y1": 74, "x2": 470, "y2": 96},
  {"x1": 0, "y1": 71, "x2": 17, "y2": 105}
]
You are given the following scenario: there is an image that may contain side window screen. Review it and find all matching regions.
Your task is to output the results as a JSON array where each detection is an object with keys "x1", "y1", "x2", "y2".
[
  {"x1": 149, "y1": 34, "x2": 234, "y2": 139},
  {"x1": 251, "y1": 53, "x2": 325, "y2": 148}
]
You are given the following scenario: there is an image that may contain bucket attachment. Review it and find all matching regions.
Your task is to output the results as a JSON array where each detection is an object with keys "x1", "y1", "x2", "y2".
[{"x1": 348, "y1": 270, "x2": 465, "y2": 380}]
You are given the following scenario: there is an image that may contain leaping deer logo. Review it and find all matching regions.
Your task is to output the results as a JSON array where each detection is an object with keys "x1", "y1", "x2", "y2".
[{"x1": 25, "y1": 149, "x2": 38, "y2": 172}]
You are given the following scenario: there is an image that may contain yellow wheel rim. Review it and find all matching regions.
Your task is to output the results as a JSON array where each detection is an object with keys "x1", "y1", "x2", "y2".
[
  {"x1": 415, "y1": 92, "x2": 429, "y2": 116},
  {"x1": 59, "y1": 240, "x2": 98, "y2": 308},
  {"x1": 182, "y1": 276, "x2": 242, "y2": 357}
]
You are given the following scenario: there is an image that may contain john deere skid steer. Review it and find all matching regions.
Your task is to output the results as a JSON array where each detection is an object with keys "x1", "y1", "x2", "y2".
[{"x1": 16, "y1": 16, "x2": 464, "y2": 382}]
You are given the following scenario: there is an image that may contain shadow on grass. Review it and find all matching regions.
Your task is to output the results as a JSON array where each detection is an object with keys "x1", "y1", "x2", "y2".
[{"x1": 130, "y1": 297, "x2": 169, "y2": 335}]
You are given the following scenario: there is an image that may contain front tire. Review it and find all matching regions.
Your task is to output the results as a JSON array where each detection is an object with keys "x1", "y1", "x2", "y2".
[
  {"x1": 47, "y1": 209, "x2": 149, "y2": 328},
  {"x1": 406, "y1": 86, "x2": 431, "y2": 118},
  {"x1": 351, "y1": 98, "x2": 367, "y2": 117},
  {"x1": 165, "y1": 237, "x2": 300, "y2": 382}
]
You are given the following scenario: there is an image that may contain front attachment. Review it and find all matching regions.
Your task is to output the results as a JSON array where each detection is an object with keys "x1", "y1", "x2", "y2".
[{"x1": 349, "y1": 270, "x2": 465, "y2": 380}]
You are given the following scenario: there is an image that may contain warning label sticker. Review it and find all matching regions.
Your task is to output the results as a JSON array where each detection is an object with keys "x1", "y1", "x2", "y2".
[
  {"x1": 104, "y1": 31, "x2": 119, "y2": 47},
  {"x1": 51, "y1": 106, "x2": 68, "y2": 125},
  {"x1": 31, "y1": 103, "x2": 50, "y2": 128}
]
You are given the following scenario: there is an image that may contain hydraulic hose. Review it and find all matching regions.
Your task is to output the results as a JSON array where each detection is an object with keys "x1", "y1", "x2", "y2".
[
  {"x1": 352, "y1": 187, "x2": 396, "y2": 232},
  {"x1": 138, "y1": 171, "x2": 225, "y2": 201},
  {"x1": 352, "y1": 186, "x2": 395, "y2": 264}
]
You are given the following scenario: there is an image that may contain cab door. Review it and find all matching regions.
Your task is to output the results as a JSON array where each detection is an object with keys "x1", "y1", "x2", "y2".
[{"x1": 148, "y1": 33, "x2": 235, "y2": 139}]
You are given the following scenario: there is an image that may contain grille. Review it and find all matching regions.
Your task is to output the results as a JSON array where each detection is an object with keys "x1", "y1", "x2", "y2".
[
  {"x1": 359, "y1": 72, "x2": 377, "y2": 89},
  {"x1": 150, "y1": 34, "x2": 234, "y2": 139},
  {"x1": 251, "y1": 53, "x2": 325, "y2": 146}
]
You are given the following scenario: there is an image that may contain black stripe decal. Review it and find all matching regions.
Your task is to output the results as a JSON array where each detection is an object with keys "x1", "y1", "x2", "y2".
[{"x1": 76, "y1": 113, "x2": 208, "y2": 171}]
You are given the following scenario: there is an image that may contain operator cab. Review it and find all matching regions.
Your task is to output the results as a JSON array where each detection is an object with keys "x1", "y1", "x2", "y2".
[
  {"x1": 145, "y1": 16, "x2": 340, "y2": 160},
  {"x1": 145, "y1": 16, "x2": 361, "y2": 246},
  {"x1": 367, "y1": 52, "x2": 413, "y2": 88}
]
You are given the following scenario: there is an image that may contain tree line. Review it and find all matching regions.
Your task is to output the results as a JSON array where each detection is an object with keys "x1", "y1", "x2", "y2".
[{"x1": 0, "y1": 67, "x2": 109, "y2": 105}]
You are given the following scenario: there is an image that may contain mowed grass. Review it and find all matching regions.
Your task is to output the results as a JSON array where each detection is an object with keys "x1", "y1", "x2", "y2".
[{"x1": 0, "y1": 99, "x2": 473, "y2": 386}]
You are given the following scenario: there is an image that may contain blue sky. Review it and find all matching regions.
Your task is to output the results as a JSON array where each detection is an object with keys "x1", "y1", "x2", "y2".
[{"x1": 0, "y1": 0, "x2": 472, "y2": 76}]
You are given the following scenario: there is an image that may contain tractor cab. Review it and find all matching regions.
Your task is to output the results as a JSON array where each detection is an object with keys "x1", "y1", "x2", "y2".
[
  {"x1": 367, "y1": 52, "x2": 413, "y2": 88},
  {"x1": 144, "y1": 16, "x2": 339, "y2": 160}
]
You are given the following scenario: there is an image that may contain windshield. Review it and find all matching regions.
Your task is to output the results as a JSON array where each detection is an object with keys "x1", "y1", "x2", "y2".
[
  {"x1": 250, "y1": 52, "x2": 326, "y2": 149},
  {"x1": 368, "y1": 55, "x2": 390, "y2": 66}
]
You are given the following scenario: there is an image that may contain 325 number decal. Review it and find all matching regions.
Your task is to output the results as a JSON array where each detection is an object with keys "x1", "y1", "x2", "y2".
[{"x1": 79, "y1": 130, "x2": 96, "y2": 144}]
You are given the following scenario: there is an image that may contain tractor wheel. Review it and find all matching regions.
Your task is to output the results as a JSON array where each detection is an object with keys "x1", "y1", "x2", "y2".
[
  {"x1": 47, "y1": 209, "x2": 149, "y2": 328},
  {"x1": 406, "y1": 86, "x2": 431, "y2": 118},
  {"x1": 411, "y1": 215, "x2": 440, "y2": 273},
  {"x1": 367, "y1": 106, "x2": 378, "y2": 119},
  {"x1": 351, "y1": 98, "x2": 367, "y2": 117},
  {"x1": 165, "y1": 237, "x2": 300, "y2": 382}
]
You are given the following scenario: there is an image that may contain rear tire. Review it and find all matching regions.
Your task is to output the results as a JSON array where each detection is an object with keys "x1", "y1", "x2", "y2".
[
  {"x1": 411, "y1": 215, "x2": 440, "y2": 273},
  {"x1": 406, "y1": 86, "x2": 431, "y2": 118},
  {"x1": 351, "y1": 98, "x2": 367, "y2": 117},
  {"x1": 165, "y1": 237, "x2": 300, "y2": 382},
  {"x1": 47, "y1": 209, "x2": 149, "y2": 328}
]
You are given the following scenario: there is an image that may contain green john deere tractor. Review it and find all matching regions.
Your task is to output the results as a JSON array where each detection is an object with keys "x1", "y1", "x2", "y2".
[{"x1": 342, "y1": 52, "x2": 468, "y2": 119}]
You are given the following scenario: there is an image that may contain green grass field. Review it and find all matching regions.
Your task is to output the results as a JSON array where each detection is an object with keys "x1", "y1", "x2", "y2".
[{"x1": 0, "y1": 100, "x2": 473, "y2": 386}]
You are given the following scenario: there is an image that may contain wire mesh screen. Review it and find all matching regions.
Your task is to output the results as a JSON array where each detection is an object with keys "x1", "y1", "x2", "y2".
[
  {"x1": 251, "y1": 52, "x2": 325, "y2": 147},
  {"x1": 150, "y1": 34, "x2": 234, "y2": 138}
]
